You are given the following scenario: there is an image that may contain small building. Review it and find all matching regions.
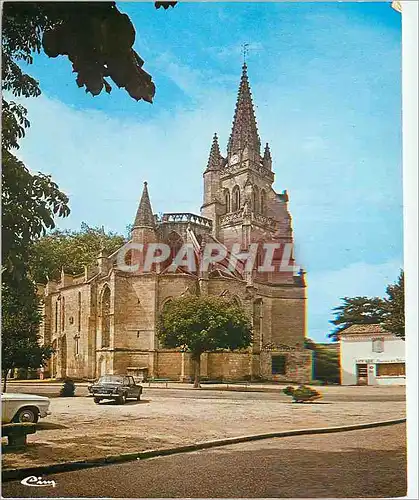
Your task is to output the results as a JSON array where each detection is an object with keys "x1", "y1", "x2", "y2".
[{"x1": 340, "y1": 324, "x2": 405, "y2": 386}]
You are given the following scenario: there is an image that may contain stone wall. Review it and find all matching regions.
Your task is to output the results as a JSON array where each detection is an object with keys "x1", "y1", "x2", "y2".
[
  {"x1": 260, "y1": 349, "x2": 312, "y2": 383},
  {"x1": 156, "y1": 351, "x2": 182, "y2": 378},
  {"x1": 207, "y1": 352, "x2": 251, "y2": 380},
  {"x1": 113, "y1": 274, "x2": 157, "y2": 351}
]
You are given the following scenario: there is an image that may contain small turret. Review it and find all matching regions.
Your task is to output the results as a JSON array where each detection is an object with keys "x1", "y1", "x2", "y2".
[
  {"x1": 97, "y1": 248, "x2": 109, "y2": 275},
  {"x1": 131, "y1": 182, "x2": 157, "y2": 244},
  {"x1": 205, "y1": 133, "x2": 223, "y2": 172},
  {"x1": 263, "y1": 143, "x2": 272, "y2": 170}
]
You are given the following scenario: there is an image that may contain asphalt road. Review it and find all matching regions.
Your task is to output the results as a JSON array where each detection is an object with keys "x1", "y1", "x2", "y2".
[{"x1": 2, "y1": 423, "x2": 407, "y2": 498}]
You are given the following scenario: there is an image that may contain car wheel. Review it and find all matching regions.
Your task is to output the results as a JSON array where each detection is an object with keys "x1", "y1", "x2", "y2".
[
  {"x1": 117, "y1": 393, "x2": 127, "y2": 405},
  {"x1": 94, "y1": 398, "x2": 101, "y2": 404},
  {"x1": 13, "y1": 407, "x2": 39, "y2": 423}
]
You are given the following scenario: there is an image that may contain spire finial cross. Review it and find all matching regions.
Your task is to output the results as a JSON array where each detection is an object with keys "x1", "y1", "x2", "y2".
[{"x1": 242, "y1": 43, "x2": 249, "y2": 64}]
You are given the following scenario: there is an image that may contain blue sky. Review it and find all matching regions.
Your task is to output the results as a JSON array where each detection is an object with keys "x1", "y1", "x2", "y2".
[{"x1": 16, "y1": 2, "x2": 403, "y2": 342}]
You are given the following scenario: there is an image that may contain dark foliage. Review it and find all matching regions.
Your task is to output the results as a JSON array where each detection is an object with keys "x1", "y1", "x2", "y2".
[{"x1": 60, "y1": 378, "x2": 76, "y2": 397}]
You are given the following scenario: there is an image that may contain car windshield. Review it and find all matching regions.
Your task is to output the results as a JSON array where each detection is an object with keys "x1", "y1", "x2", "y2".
[{"x1": 98, "y1": 375, "x2": 124, "y2": 384}]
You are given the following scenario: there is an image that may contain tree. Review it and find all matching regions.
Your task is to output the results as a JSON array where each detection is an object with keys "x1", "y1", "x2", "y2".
[
  {"x1": 158, "y1": 296, "x2": 252, "y2": 388},
  {"x1": 328, "y1": 296, "x2": 384, "y2": 341},
  {"x1": 2, "y1": 2, "x2": 175, "y2": 105},
  {"x1": 1, "y1": 2, "x2": 175, "y2": 383},
  {"x1": 2, "y1": 1, "x2": 176, "y2": 277},
  {"x1": 382, "y1": 271, "x2": 405, "y2": 339},
  {"x1": 29, "y1": 223, "x2": 126, "y2": 283},
  {"x1": 1, "y1": 274, "x2": 53, "y2": 391}
]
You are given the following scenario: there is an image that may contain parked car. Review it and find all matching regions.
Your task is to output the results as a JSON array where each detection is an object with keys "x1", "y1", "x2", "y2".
[
  {"x1": 1, "y1": 393, "x2": 51, "y2": 423},
  {"x1": 87, "y1": 380, "x2": 97, "y2": 395},
  {"x1": 91, "y1": 375, "x2": 142, "y2": 404}
]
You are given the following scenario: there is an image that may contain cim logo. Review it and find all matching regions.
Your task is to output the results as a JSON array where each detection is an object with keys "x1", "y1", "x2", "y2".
[{"x1": 21, "y1": 476, "x2": 56, "y2": 488}]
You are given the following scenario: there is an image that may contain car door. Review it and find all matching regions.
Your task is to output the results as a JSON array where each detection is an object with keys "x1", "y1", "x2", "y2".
[
  {"x1": 122, "y1": 377, "x2": 131, "y2": 397},
  {"x1": 128, "y1": 376, "x2": 139, "y2": 398},
  {"x1": 125, "y1": 377, "x2": 135, "y2": 398}
]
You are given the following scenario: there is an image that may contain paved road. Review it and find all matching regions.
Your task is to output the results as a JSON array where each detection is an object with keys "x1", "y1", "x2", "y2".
[
  {"x1": 5, "y1": 381, "x2": 406, "y2": 402},
  {"x1": 2, "y1": 424, "x2": 407, "y2": 498}
]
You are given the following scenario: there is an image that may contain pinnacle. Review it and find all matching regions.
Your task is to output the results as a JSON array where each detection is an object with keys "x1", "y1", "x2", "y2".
[
  {"x1": 133, "y1": 181, "x2": 155, "y2": 228},
  {"x1": 205, "y1": 132, "x2": 222, "y2": 171}
]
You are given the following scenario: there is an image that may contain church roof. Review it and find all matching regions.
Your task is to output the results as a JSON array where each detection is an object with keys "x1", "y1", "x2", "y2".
[
  {"x1": 133, "y1": 182, "x2": 155, "y2": 228},
  {"x1": 227, "y1": 63, "x2": 261, "y2": 156}
]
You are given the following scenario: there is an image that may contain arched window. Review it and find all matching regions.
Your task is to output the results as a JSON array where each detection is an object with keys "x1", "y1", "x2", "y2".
[
  {"x1": 256, "y1": 243, "x2": 265, "y2": 270},
  {"x1": 232, "y1": 185, "x2": 241, "y2": 212},
  {"x1": 224, "y1": 189, "x2": 231, "y2": 213},
  {"x1": 260, "y1": 190, "x2": 266, "y2": 216},
  {"x1": 167, "y1": 231, "x2": 183, "y2": 264},
  {"x1": 74, "y1": 335, "x2": 80, "y2": 356},
  {"x1": 77, "y1": 292, "x2": 82, "y2": 332},
  {"x1": 231, "y1": 296, "x2": 241, "y2": 308},
  {"x1": 253, "y1": 298, "x2": 263, "y2": 348},
  {"x1": 252, "y1": 186, "x2": 260, "y2": 214},
  {"x1": 55, "y1": 301, "x2": 58, "y2": 333},
  {"x1": 61, "y1": 297, "x2": 66, "y2": 331},
  {"x1": 101, "y1": 286, "x2": 111, "y2": 348}
]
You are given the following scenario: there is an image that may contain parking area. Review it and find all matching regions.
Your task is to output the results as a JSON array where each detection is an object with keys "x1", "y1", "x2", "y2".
[{"x1": 2, "y1": 384, "x2": 406, "y2": 470}]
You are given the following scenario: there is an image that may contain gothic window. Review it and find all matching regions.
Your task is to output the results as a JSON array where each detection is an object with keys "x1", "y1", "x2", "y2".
[
  {"x1": 167, "y1": 231, "x2": 184, "y2": 263},
  {"x1": 51, "y1": 339, "x2": 58, "y2": 377},
  {"x1": 224, "y1": 189, "x2": 231, "y2": 213},
  {"x1": 232, "y1": 185, "x2": 240, "y2": 212},
  {"x1": 231, "y1": 296, "x2": 241, "y2": 307},
  {"x1": 260, "y1": 190, "x2": 266, "y2": 216},
  {"x1": 252, "y1": 185, "x2": 260, "y2": 213},
  {"x1": 77, "y1": 292, "x2": 82, "y2": 333},
  {"x1": 101, "y1": 286, "x2": 111, "y2": 348},
  {"x1": 55, "y1": 301, "x2": 58, "y2": 333},
  {"x1": 74, "y1": 336, "x2": 80, "y2": 356},
  {"x1": 162, "y1": 298, "x2": 173, "y2": 312},
  {"x1": 253, "y1": 298, "x2": 263, "y2": 347},
  {"x1": 256, "y1": 243, "x2": 265, "y2": 270},
  {"x1": 61, "y1": 297, "x2": 66, "y2": 331}
]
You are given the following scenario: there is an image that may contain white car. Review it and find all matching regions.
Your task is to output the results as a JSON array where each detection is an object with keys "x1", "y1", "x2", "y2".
[{"x1": 1, "y1": 393, "x2": 51, "y2": 424}]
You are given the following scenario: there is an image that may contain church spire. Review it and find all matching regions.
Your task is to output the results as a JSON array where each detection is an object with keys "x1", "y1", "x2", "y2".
[
  {"x1": 227, "y1": 63, "x2": 261, "y2": 158},
  {"x1": 205, "y1": 133, "x2": 223, "y2": 172},
  {"x1": 133, "y1": 182, "x2": 155, "y2": 228}
]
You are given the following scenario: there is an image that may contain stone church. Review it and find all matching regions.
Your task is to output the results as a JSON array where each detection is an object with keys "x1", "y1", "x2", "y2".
[{"x1": 39, "y1": 64, "x2": 312, "y2": 383}]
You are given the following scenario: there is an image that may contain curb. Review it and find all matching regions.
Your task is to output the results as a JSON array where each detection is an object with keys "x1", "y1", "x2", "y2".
[{"x1": 2, "y1": 417, "x2": 406, "y2": 482}]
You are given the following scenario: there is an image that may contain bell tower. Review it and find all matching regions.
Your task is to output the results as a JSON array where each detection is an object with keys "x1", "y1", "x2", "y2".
[{"x1": 217, "y1": 63, "x2": 277, "y2": 247}]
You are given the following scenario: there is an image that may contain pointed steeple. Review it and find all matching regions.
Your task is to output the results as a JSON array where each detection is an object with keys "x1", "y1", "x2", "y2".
[
  {"x1": 133, "y1": 182, "x2": 155, "y2": 228},
  {"x1": 205, "y1": 133, "x2": 223, "y2": 172},
  {"x1": 228, "y1": 63, "x2": 261, "y2": 158},
  {"x1": 263, "y1": 142, "x2": 272, "y2": 170}
]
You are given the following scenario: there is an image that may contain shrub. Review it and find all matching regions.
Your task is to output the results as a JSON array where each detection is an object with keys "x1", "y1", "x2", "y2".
[
  {"x1": 59, "y1": 378, "x2": 76, "y2": 397},
  {"x1": 283, "y1": 385, "x2": 295, "y2": 396},
  {"x1": 283, "y1": 385, "x2": 322, "y2": 403}
]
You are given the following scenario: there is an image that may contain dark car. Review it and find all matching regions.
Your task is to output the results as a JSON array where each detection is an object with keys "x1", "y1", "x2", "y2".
[{"x1": 91, "y1": 375, "x2": 142, "y2": 405}]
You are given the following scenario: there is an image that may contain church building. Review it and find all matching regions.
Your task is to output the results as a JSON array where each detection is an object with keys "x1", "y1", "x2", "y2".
[{"x1": 39, "y1": 64, "x2": 312, "y2": 383}]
